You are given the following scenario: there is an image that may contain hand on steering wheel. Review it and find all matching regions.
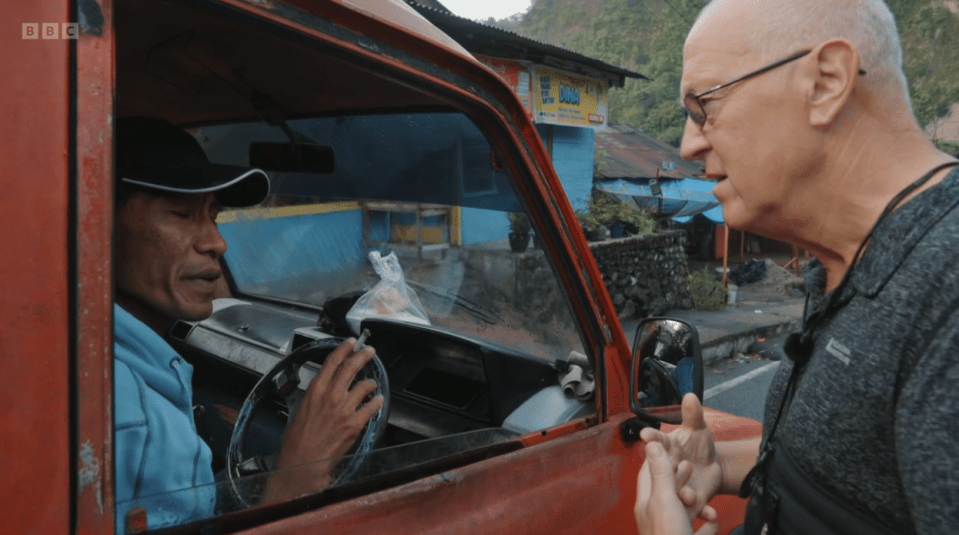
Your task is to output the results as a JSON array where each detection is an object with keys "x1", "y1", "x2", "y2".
[
  {"x1": 640, "y1": 357, "x2": 682, "y2": 407},
  {"x1": 227, "y1": 336, "x2": 390, "y2": 505}
]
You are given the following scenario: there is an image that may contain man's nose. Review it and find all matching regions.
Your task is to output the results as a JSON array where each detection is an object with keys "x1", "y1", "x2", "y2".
[
  {"x1": 679, "y1": 118, "x2": 709, "y2": 162},
  {"x1": 196, "y1": 219, "x2": 228, "y2": 258}
]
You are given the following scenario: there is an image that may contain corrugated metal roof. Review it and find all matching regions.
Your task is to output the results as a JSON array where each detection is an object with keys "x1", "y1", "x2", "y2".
[
  {"x1": 405, "y1": 1, "x2": 648, "y2": 87},
  {"x1": 595, "y1": 123, "x2": 703, "y2": 179}
]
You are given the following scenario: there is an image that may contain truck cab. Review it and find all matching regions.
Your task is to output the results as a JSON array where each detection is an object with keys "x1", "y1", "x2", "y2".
[{"x1": 1, "y1": 1, "x2": 760, "y2": 533}]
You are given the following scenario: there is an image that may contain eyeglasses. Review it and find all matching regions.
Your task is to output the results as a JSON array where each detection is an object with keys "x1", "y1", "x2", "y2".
[{"x1": 683, "y1": 49, "x2": 866, "y2": 127}]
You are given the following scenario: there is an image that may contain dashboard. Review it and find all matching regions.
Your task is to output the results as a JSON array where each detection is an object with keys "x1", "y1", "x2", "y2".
[{"x1": 168, "y1": 298, "x2": 593, "y2": 485}]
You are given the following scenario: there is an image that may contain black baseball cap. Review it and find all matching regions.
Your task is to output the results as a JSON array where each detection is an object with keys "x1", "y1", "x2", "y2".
[{"x1": 116, "y1": 117, "x2": 270, "y2": 207}]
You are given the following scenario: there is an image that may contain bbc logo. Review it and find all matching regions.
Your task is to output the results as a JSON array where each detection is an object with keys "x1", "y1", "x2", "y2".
[{"x1": 22, "y1": 23, "x2": 79, "y2": 40}]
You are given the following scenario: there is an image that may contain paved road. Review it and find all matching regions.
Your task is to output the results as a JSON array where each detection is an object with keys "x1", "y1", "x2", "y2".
[{"x1": 703, "y1": 356, "x2": 780, "y2": 424}]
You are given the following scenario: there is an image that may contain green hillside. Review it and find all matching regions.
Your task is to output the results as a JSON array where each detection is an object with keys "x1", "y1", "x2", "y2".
[{"x1": 509, "y1": 0, "x2": 959, "y2": 153}]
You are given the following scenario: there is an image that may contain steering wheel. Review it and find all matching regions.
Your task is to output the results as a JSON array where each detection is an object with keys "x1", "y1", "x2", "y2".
[
  {"x1": 226, "y1": 337, "x2": 390, "y2": 505},
  {"x1": 639, "y1": 357, "x2": 682, "y2": 407}
]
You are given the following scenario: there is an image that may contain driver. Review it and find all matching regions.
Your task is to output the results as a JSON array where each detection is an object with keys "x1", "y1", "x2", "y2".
[
  {"x1": 637, "y1": 323, "x2": 695, "y2": 407},
  {"x1": 113, "y1": 117, "x2": 383, "y2": 531}
]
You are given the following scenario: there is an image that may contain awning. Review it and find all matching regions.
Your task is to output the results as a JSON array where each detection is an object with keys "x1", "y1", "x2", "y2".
[{"x1": 594, "y1": 177, "x2": 724, "y2": 223}]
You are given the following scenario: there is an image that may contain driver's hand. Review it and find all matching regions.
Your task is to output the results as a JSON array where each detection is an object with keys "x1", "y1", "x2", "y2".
[
  {"x1": 264, "y1": 338, "x2": 384, "y2": 502},
  {"x1": 638, "y1": 394, "x2": 722, "y2": 521}
]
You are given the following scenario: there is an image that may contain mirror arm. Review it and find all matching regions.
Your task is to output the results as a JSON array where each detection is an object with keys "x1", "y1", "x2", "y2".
[{"x1": 620, "y1": 415, "x2": 661, "y2": 442}]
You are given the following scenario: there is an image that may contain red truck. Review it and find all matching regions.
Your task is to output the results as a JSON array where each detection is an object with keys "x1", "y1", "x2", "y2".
[{"x1": 1, "y1": 0, "x2": 760, "y2": 533}]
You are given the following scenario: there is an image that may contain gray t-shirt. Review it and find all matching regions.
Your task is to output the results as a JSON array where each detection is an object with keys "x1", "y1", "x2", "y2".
[{"x1": 765, "y1": 166, "x2": 959, "y2": 534}]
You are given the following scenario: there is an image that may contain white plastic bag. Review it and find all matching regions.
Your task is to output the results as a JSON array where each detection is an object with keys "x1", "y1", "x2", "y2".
[{"x1": 346, "y1": 251, "x2": 431, "y2": 335}]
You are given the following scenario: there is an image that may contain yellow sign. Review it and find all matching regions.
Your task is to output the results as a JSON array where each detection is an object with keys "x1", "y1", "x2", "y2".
[{"x1": 532, "y1": 66, "x2": 608, "y2": 128}]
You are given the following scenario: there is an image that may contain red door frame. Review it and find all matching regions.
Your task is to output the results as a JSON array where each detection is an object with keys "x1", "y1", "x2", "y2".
[{"x1": 0, "y1": 2, "x2": 76, "y2": 533}]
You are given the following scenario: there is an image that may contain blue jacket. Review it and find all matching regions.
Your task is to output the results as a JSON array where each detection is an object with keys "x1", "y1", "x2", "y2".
[{"x1": 114, "y1": 304, "x2": 215, "y2": 532}]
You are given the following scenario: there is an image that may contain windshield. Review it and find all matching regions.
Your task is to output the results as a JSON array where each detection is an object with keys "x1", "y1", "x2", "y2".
[{"x1": 199, "y1": 113, "x2": 583, "y2": 361}]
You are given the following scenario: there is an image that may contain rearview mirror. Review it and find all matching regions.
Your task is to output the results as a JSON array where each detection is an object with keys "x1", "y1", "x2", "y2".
[
  {"x1": 629, "y1": 318, "x2": 704, "y2": 414},
  {"x1": 249, "y1": 142, "x2": 336, "y2": 174}
]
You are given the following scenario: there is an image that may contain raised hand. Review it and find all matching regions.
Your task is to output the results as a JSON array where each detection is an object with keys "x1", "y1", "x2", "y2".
[
  {"x1": 636, "y1": 441, "x2": 719, "y2": 535},
  {"x1": 639, "y1": 393, "x2": 724, "y2": 517}
]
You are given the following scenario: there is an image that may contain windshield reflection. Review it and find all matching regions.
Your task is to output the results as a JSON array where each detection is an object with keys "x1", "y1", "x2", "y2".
[{"x1": 201, "y1": 113, "x2": 584, "y2": 363}]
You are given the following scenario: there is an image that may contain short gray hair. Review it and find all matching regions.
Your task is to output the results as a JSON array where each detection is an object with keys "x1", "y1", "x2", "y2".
[{"x1": 696, "y1": 0, "x2": 909, "y2": 100}]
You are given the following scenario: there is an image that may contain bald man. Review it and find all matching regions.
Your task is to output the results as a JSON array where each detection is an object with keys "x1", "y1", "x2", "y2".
[{"x1": 636, "y1": 1, "x2": 959, "y2": 534}]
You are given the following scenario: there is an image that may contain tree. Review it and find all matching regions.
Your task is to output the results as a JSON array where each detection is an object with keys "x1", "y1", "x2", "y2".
[
  {"x1": 899, "y1": 4, "x2": 959, "y2": 134},
  {"x1": 512, "y1": 0, "x2": 959, "y2": 147}
]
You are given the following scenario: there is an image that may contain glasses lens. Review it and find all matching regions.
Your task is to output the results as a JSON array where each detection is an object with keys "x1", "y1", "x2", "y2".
[{"x1": 683, "y1": 93, "x2": 706, "y2": 126}]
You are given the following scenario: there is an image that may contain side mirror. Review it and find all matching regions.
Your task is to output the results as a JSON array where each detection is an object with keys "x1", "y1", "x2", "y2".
[{"x1": 629, "y1": 318, "x2": 704, "y2": 415}]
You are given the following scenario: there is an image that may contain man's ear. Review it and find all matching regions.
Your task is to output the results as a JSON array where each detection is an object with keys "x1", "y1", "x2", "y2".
[{"x1": 808, "y1": 39, "x2": 860, "y2": 127}]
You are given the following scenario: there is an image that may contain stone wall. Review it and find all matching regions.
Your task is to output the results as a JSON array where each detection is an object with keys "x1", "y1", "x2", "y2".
[
  {"x1": 461, "y1": 230, "x2": 692, "y2": 323},
  {"x1": 461, "y1": 245, "x2": 571, "y2": 329},
  {"x1": 589, "y1": 230, "x2": 693, "y2": 318}
]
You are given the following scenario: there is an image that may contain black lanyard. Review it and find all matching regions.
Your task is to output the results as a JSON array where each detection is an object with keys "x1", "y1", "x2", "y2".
[{"x1": 739, "y1": 160, "x2": 959, "y2": 499}]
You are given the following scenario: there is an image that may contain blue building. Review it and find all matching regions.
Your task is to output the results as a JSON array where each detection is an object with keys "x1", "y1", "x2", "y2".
[
  {"x1": 408, "y1": 2, "x2": 646, "y2": 240},
  {"x1": 594, "y1": 122, "x2": 721, "y2": 224}
]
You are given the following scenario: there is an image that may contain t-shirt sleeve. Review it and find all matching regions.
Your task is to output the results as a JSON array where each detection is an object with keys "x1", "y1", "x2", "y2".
[{"x1": 894, "y1": 311, "x2": 959, "y2": 535}]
